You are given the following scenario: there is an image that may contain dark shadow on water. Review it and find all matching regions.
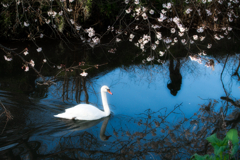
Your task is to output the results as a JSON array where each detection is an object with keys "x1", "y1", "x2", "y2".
[{"x1": 167, "y1": 59, "x2": 182, "y2": 96}]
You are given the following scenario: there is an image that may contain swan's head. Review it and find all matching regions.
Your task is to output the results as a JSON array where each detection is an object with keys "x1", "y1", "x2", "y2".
[{"x1": 101, "y1": 85, "x2": 113, "y2": 95}]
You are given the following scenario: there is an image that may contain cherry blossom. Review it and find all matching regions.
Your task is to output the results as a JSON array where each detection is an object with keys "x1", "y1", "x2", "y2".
[
  {"x1": 205, "y1": 9, "x2": 212, "y2": 16},
  {"x1": 116, "y1": 38, "x2": 121, "y2": 42},
  {"x1": 151, "y1": 25, "x2": 161, "y2": 29},
  {"x1": 59, "y1": 11, "x2": 63, "y2": 16},
  {"x1": 147, "y1": 56, "x2": 154, "y2": 61},
  {"x1": 158, "y1": 13, "x2": 167, "y2": 22},
  {"x1": 142, "y1": 7, "x2": 147, "y2": 12},
  {"x1": 149, "y1": 9, "x2": 154, "y2": 15},
  {"x1": 45, "y1": 19, "x2": 50, "y2": 24},
  {"x1": 125, "y1": 8, "x2": 131, "y2": 14},
  {"x1": 218, "y1": 0, "x2": 223, "y2": 4},
  {"x1": 76, "y1": 25, "x2": 81, "y2": 30},
  {"x1": 174, "y1": 37, "x2": 178, "y2": 43},
  {"x1": 178, "y1": 32, "x2": 184, "y2": 37},
  {"x1": 85, "y1": 27, "x2": 95, "y2": 37},
  {"x1": 70, "y1": 19, "x2": 75, "y2": 24},
  {"x1": 135, "y1": 7, "x2": 141, "y2": 15},
  {"x1": 142, "y1": 13, "x2": 148, "y2": 20},
  {"x1": 171, "y1": 28, "x2": 176, "y2": 33},
  {"x1": 24, "y1": 66, "x2": 29, "y2": 72},
  {"x1": 200, "y1": 36, "x2": 205, "y2": 41},
  {"x1": 165, "y1": 3, "x2": 172, "y2": 9},
  {"x1": 214, "y1": 34, "x2": 221, "y2": 40},
  {"x1": 24, "y1": 22, "x2": 29, "y2": 27},
  {"x1": 185, "y1": 8, "x2": 192, "y2": 14},
  {"x1": 161, "y1": 9, "x2": 167, "y2": 14},
  {"x1": 24, "y1": 50, "x2": 29, "y2": 55},
  {"x1": 207, "y1": 44, "x2": 212, "y2": 49},
  {"x1": 181, "y1": 39, "x2": 187, "y2": 45},
  {"x1": 129, "y1": 34, "x2": 135, "y2": 41},
  {"x1": 134, "y1": 0, "x2": 139, "y2": 5},
  {"x1": 164, "y1": 37, "x2": 172, "y2": 44},
  {"x1": 67, "y1": 8, "x2": 72, "y2": 12},
  {"x1": 173, "y1": 17, "x2": 180, "y2": 24},
  {"x1": 197, "y1": 27, "x2": 204, "y2": 33},
  {"x1": 224, "y1": 31, "x2": 228, "y2": 35},
  {"x1": 159, "y1": 51, "x2": 165, "y2": 56},
  {"x1": 2, "y1": 3, "x2": 9, "y2": 8},
  {"x1": 29, "y1": 60, "x2": 35, "y2": 67},
  {"x1": 37, "y1": 47, "x2": 42, "y2": 52},
  {"x1": 193, "y1": 35, "x2": 198, "y2": 40},
  {"x1": 4, "y1": 55, "x2": 12, "y2": 61},
  {"x1": 189, "y1": 55, "x2": 202, "y2": 64},
  {"x1": 130, "y1": 34, "x2": 135, "y2": 39},
  {"x1": 48, "y1": 10, "x2": 57, "y2": 18},
  {"x1": 151, "y1": 44, "x2": 157, "y2": 50},
  {"x1": 80, "y1": 71, "x2": 88, "y2": 77}
]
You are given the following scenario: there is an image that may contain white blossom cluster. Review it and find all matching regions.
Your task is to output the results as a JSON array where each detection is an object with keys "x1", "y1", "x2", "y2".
[
  {"x1": 81, "y1": 27, "x2": 100, "y2": 47},
  {"x1": 89, "y1": 36, "x2": 100, "y2": 48},
  {"x1": 189, "y1": 55, "x2": 202, "y2": 64},
  {"x1": 137, "y1": 34, "x2": 151, "y2": 52},
  {"x1": 47, "y1": 10, "x2": 57, "y2": 18},
  {"x1": 120, "y1": 0, "x2": 240, "y2": 65},
  {"x1": 85, "y1": 27, "x2": 95, "y2": 37}
]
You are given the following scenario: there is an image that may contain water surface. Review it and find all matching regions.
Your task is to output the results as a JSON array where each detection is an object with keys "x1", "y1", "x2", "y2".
[{"x1": 0, "y1": 45, "x2": 240, "y2": 159}]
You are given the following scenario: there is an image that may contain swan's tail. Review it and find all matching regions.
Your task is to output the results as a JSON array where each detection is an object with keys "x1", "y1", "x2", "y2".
[{"x1": 54, "y1": 113, "x2": 73, "y2": 119}]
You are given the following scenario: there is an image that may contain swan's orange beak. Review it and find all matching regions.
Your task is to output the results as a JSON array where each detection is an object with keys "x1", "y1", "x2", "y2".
[{"x1": 107, "y1": 89, "x2": 113, "y2": 95}]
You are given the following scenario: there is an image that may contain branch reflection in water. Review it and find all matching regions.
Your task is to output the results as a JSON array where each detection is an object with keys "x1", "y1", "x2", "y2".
[
  {"x1": 1, "y1": 53, "x2": 240, "y2": 159},
  {"x1": 1, "y1": 99, "x2": 240, "y2": 159}
]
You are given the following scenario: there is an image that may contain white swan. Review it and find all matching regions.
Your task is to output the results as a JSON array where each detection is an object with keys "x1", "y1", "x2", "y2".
[{"x1": 54, "y1": 85, "x2": 112, "y2": 120}]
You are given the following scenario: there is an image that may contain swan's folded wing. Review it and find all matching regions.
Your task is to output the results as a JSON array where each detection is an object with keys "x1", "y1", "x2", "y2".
[{"x1": 62, "y1": 104, "x2": 106, "y2": 120}]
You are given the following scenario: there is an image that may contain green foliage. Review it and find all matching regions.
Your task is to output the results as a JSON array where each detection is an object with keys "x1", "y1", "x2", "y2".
[
  {"x1": 56, "y1": 16, "x2": 65, "y2": 33},
  {"x1": 191, "y1": 129, "x2": 239, "y2": 160},
  {"x1": 80, "y1": 0, "x2": 92, "y2": 21},
  {"x1": 95, "y1": 0, "x2": 120, "y2": 23}
]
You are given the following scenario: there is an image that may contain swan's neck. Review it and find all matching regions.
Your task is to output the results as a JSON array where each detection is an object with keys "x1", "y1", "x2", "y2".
[{"x1": 101, "y1": 91, "x2": 110, "y2": 116}]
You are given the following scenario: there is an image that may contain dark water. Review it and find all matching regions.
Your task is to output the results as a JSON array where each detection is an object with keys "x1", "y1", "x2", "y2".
[{"x1": 0, "y1": 40, "x2": 240, "y2": 159}]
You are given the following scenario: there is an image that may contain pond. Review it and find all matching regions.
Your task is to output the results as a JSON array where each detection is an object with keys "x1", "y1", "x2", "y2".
[{"x1": 0, "y1": 40, "x2": 240, "y2": 159}]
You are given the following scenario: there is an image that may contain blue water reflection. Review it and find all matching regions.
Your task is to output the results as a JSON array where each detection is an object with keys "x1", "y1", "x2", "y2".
[
  {"x1": 1, "y1": 54, "x2": 238, "y2": 159},
  {"x1": 81, "y1": 56, "x2": 239, "y2": 119}
]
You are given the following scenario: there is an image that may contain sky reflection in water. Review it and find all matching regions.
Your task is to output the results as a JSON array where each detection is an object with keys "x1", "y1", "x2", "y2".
[
  {"x1": 84, "y1": 56, "x2": 239, "y2": 119},
  {"x1": 1, "y1": 55, "x2": 240, "y2": 159}
]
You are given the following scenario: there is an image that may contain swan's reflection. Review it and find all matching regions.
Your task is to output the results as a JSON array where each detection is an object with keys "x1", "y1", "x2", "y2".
[
  {"x1": 50, "y1": 116, "x2": 111, "y2": 141},
  {"x1": 69, "y1": 116, "x2": 111, "y2": 141}
]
